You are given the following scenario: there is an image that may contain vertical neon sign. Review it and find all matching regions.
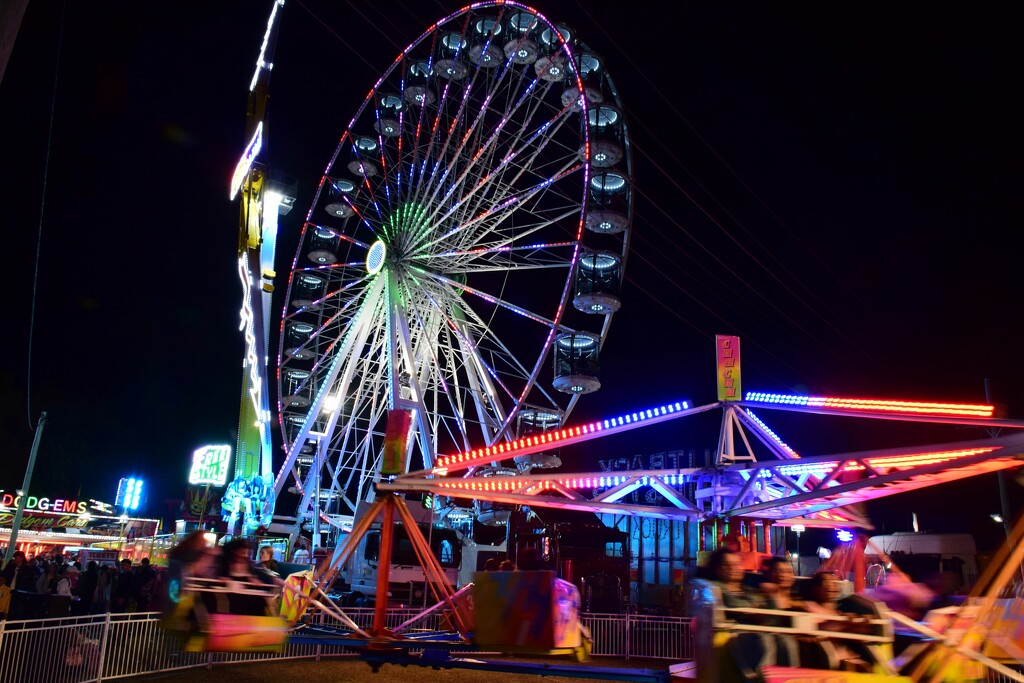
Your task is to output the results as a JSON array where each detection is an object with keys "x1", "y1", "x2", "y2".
[{"x1": 716, "y1": 335, "x2": 741, "y2": 401}]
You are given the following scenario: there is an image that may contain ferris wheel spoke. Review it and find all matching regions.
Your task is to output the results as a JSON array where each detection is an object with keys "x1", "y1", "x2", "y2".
[
  {"x1": 450, "y1": 99, "x2": 578, "y2": 233},
  {"x1": 402, "y1": 40, "x2": 460, "y2": 203},
  {"x1": 403, "y1": 274, "x2": 524, "y2": 396},
  {"x1": 463, "y1": 203, "x2": 582, "y2": 251},
  {"x1": 408, "y1": 50, "x2": 553, "y2": 232},
  {"x1": 415, "y1": 237, "x2": 577, "y2": 274},
  {"x1": 421, "y1": 159, "x2": 583, "y2": 259},
  {"x1": 391, "y1": 290, "x2": 479, "y2": 460},
  {"x1": 283, "y1": 280, "x2": 369, "y2": 327},
  {"x1": 423, "y1": 242, "x2": 579, "y2": 276},
  {"x1": 440, "y1": 302, "x2": 550, "y2": 444},
  {"x1": 415, "y1": 91, "x2": 573, "y2": 243},
  {"x1": 417, "y1": 267, "x2": 559, "y2": 331},
  {"x1": 411, "y1": 271, "x2": 542, "y2": 394},
  {"x1": 396, "y1": 276, "x2": 507, "y2": 445},
  {"x1": 413, "y1": 118, "x2": 580, "y2": 258},
  {"x1": 308, "y1": 222, "x2": 375, "y2": 251}
]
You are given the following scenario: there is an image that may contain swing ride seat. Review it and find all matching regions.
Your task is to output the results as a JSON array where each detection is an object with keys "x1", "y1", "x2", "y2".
[
  {"x1": 682, "y1": 578, "x2": 910, "y2": 682},
  {"x1": 162, "y1": 574, "x2": 289, "y2": 653}
]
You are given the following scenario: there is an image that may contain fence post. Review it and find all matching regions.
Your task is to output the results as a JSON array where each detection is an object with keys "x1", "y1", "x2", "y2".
[
  {"x1": 96, "y1": 611, "x2": 113, "y2": 682},
  {"x1": 624, "y1": 610, "x2": 631, "y2": 661}
]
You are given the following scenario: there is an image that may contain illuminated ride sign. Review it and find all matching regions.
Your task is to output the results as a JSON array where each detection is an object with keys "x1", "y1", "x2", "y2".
[
  {"x1": 238, "y1": 254, "x2": 270, "y2": 438},
  {"x1": 115, "y1": 477, "x2": 144, "y2": 511},
  {"x1": 0, "y1": 511, "x2": 91, "y2": 530},
  {"x1": 716, "y1": 335, "x2": 741, "y2": 401},
  {"x1": 0, "y1": 491, "x2": 115, "y2": 515},
  {"x1": 189, "y1": 445, "x2": 233, "y2": 486}
]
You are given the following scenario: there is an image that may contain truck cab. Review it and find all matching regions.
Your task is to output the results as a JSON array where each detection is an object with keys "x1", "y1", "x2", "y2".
[
  {"x1": 337, "y1": 521, "x2": 461, "y2": 607},
  {"x1": 513, "y1": 508, "x2": 630, "y2": 613}
]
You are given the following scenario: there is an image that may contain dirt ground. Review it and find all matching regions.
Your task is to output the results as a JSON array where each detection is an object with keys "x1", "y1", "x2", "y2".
[{"x1": 123, "y1": 655, "x2": 672, "y2": 682}]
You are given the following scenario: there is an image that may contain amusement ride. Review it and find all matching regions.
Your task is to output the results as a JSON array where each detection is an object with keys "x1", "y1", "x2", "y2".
[{"x1": 184, "y1": 1, "x2": 1024, "y2": 681}]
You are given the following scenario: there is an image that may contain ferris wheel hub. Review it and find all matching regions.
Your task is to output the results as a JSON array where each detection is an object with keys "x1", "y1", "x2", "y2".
[{"x1": 366, "y1": 240, "x2": 387, "y2": 275}]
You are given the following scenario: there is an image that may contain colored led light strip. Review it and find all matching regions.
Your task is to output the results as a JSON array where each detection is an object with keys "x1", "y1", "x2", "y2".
[
  {"x1": 229, "y1": 122, "x2": 263, "y2": 200},
  {"x1": 434, "y1": 401, "x2": 690, "y2": 473},
  {"x1": 774, "y1": 447, "x2": 998, "y2": 479},
  {"x1": 434, "y1": 472, "x2": 699, "y2": 493},
  {"x1": 746, "y1": 410, "x2": 799, "y2": 457},
  {"x1": 745, "y1": 392, "x2": 994, "y2": 418},
  {"x1": 249, "y1": 0, "x2": 285, "y2": 92}
]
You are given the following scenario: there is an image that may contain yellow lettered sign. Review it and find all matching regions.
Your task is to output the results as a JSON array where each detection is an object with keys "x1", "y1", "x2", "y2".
[{"x1": 716, "y1": 335, "x2": 741, "y2": 401}]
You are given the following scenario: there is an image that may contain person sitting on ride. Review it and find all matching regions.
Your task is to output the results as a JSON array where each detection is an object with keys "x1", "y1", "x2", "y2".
[
  {"x1": 803, "y1": 571, "x2": 856, "y2": 620},
  {"x1": 802, "y1": 571, "x2": 871, "y2": 672},
  {"x1": 169, "y1": 530, "x2": 217, "y2": 579},
  {"x1": 217, "y1": 539, "x2": 273, "y2": 615},
  {"x1": 760, "y1": 557, "x2": 800, "y2": 610},
  {"x1": 758, "y1": 556, "x2": 802, "y2": 666},
  {"x1": 219, "y1": 539, "x2": 257, "y2": 581},
  {"x1": 163, "y1": 531, "x2": 218, "y2": 631},
  {"x1": 257, "y1": 545, "x2": 279, "y2": 575},
  {"x1": 706, "y1": 548, "x2": 779, "y2": 678},
  {"x1": 706, "y1": 547, "x2": 763, "y2": 608}
]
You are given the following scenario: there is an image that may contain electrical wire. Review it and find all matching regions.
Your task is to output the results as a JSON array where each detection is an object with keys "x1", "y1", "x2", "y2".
[
  {"x1": 285, "y1": 2, "x2": 830, "y2": 389},
  {"x1": 26, "y1": 0, "x2": 66, "y2": 429},
  {"x1": 292, "y1": 0, "x2": 382, "y2": 73},
  {"x1": 568, "y1": 0, "x2": 877, "y2": 361}
]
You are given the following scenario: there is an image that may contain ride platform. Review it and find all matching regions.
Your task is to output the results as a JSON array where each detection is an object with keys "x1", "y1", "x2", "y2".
[{"x1": 289, "y1": 623, "x2": 669, "y2": 682}]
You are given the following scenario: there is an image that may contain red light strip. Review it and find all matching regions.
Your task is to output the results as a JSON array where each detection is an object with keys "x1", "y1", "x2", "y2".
[
  {"x1": 811, "y1": 397, "x2": 993, "y2": 417},
  {"x1": 860, "y1": 447, "x2": 996, "y2": 470}
]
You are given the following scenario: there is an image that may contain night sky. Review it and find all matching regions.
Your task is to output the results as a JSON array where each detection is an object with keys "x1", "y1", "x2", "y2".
[{"x1": 1, "y1": 2, "x2": 1020, "y2": 549}]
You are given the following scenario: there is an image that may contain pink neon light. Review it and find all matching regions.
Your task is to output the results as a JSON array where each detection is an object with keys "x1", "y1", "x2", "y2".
[
  {"x1": 777, "y1": 447, "x2": 999, "y2": 479},
  {"x1": 746, "y1": 391, "x2": 993, "y2": 418}
]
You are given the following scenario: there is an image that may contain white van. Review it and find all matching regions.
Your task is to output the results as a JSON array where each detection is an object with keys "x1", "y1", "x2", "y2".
[{"x1": 865, "y1": 532, "x2": 979, "y2": 591}]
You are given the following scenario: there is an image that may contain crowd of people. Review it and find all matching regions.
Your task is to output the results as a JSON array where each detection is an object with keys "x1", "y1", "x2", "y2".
[
  {"x1": 0, "y1": 550, "x2": 160, "y2": 618},
  {"x1": 0, "y1": 535, "x2": 296, "y2": 622},
  {"x1": 166, "y1": 532, "x2": 282, "y2": 582}
]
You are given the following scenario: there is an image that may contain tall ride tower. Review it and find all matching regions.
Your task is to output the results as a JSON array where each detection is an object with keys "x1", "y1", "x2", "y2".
[{"x1": 227, "y1": 0, "x2": 293, "y2": 535}]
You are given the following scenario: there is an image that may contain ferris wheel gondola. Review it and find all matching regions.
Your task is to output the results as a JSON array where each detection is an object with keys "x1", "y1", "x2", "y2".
[{"x1": 274, "y1": 2, "x2": 634, "y2": 532}]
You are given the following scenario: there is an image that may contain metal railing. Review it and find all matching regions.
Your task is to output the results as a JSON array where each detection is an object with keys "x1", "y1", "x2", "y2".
[
  {"x1": 3, "y1": 610, "x2": 1020, "y2": 682},
  {"x1": 0, "y1": 609, "x2": 693, "y2": 681},
  {"x1": 586, "y1": 613, "x2": 693, "y2": 660}
]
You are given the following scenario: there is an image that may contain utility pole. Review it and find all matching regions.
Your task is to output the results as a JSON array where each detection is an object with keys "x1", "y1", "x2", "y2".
[
  {"x1": 985, "y1": 379, "x2": 1012, "y2": 538},
  {"x1": 3, "y1": 412, "x2": 47, "y2": 568}
]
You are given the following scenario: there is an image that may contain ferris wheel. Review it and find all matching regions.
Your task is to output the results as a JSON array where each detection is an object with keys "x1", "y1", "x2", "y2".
[{"x1": 273, "y1": 2, "x2": 633, "y2": 532}]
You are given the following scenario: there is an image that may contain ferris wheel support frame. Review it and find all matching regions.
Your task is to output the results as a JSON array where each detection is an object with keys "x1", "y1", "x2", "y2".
[{"x1": 277, "y1": 276, "x2": 384, "y2": 499}]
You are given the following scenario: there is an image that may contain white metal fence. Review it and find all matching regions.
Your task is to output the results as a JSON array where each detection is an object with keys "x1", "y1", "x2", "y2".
[
  {"x1": 0, "y1": 610, "x2": 694, "y2": 682},
  {"x1": 2, "y1": 612, "x2": 1020, "y2": 682}
]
